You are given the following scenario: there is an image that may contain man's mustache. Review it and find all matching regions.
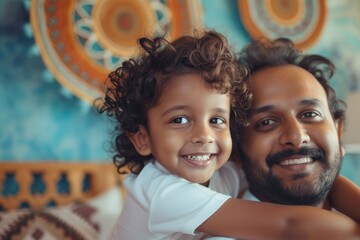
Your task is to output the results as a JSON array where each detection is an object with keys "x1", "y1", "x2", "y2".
[{"x1": 266, "y1": 147, "x2": 326, "y2": 167}]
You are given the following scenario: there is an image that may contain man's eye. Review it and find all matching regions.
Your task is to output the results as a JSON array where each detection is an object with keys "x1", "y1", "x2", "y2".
[
  {"x1": 170, "y1": 117, "x2": 189, "y2": 124},
  {"x1": 301, "y1": 111, "x2": 320, "y2": 119},
  {"x1": 210, "y1": 117, "x2": 225, "y2": 124},
  {"x1": 256, "y1": 119, "x2": 276, "y2": 128}
]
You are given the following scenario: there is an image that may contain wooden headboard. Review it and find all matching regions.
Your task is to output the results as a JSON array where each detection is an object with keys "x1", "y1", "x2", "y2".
[{"x1": 0, "y1": 162, "x2": 125, "y2": 211}]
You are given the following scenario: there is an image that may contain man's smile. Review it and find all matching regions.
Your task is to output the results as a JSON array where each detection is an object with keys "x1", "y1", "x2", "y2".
[
  {"x1": 272, "y1": 155, "x2": 319, "y2": 176},
  {"x1": 279, "y1": 157, "x2": 314, "y2": 166}
]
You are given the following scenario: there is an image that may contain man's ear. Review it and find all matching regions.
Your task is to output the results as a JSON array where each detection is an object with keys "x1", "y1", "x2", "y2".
[
  {"x1": 126, "y1": 125, "x2": 152, "y2": 156},
  {"x1": 335, "y1": 119, "x2": 346, "y2": 157}
]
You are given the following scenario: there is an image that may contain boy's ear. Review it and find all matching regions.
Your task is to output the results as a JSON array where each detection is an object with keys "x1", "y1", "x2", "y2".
[
  {"x1": 126, "y1": 125, "x2": 152, "y2": 156},
  {"x1": 335, "y1": 119, "x2": 346, "y2": 157}
]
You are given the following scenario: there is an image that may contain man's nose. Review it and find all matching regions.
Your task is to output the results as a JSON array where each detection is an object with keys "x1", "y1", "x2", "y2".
[
  {"x1": 191, "y1": 123, "x2": 215, "y2": 144},
  {"x1": 279, "y1": 117, "x2": 310, "y2": 148}
]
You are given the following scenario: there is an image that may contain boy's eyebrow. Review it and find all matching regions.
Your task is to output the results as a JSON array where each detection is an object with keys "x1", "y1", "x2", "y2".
[
  {"x1": 160, "y1": 105, "x2": 188, "y2": 117},
  {"x1": 161, "y1": 105, "x2": 230, "y2": 117},
  {"x1": 214, "y1": 107, "x2": 231, "y2": 114},
  {"x1": 252, "y1": 98, "x2": 323, "y2": 115}
]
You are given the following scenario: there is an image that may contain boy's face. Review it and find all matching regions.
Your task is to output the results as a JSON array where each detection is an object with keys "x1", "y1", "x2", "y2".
[
  {"x1": 239, "y1": 65, "x2": 343, "y2": 206},
  {"x1": 146, "y1": 73, "x2": 232, "y2": 184}
]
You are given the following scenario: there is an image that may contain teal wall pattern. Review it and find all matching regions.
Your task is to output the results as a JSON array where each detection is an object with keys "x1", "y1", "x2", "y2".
[
  {"x1": 0, "y1": 0, "x2": 359, "y2": 184},
  {"x1": 0, "y1": 0, "x2": 112, "y2": 161}
]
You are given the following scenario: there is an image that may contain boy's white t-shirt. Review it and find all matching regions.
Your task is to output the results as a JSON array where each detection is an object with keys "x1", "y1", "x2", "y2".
[{"x1": 109, "y1": 160, "x2": 242, "y2": 240}]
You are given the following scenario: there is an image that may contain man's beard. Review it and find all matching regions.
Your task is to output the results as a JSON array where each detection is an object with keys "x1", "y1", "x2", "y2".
[{"x1": 240, "y1": 147, "x2": 342, "y2": 206}]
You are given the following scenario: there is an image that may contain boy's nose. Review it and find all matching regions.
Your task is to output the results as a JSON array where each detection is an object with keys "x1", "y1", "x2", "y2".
[{"x1": 191, "y1": 124, "x2": 215, "y2": 144}]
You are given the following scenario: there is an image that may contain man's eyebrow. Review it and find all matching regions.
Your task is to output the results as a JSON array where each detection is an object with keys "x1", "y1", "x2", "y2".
[
  {"x1": 252, "y1": 98, "x2": 323, "y2": 115},
  {"x1": 252, "y1": 105, "x2": 274, "y2": 115},
  {"x1": 299, "y1": 98, "x2": 323, "y2": 107}
]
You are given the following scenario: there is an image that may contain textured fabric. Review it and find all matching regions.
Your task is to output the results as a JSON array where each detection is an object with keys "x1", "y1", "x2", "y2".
[
  {"x1": 0, "y1": 186, "x2": 123, "y2": 240},
  {"x1": 0, "y1": 203, "x2": 99, "y2": 240},
  {"x1": 242, "y1": 190, "x2": 259, "y2": 202},
  {"x1": 110, "y1": 161, "x2": 241, "y2": 240}
]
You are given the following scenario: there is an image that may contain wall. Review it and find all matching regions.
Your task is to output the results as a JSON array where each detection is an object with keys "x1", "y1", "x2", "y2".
[
  {"x1": 0, "y1": 0, "x2": 112, "y2": 161},
  {"x1": 0, "y1": 0, "x2": 359, "y2": 184}
]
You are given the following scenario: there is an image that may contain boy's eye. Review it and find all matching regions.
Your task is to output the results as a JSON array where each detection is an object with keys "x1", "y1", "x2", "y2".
[
  {"x1": 210, "y1": 117, "x2": 225, "y2": 124},
  {"x1": 170, "y1": 117, "x2": 189, "y2": 124}
]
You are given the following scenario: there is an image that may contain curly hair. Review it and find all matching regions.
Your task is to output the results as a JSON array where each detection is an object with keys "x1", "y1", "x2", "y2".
[
  {"x1": 238, "y1": 38, "x2": 346, "y2": 122},
  {"x1": 97, "y1": 30, "x2": 252, "y2": 175}
]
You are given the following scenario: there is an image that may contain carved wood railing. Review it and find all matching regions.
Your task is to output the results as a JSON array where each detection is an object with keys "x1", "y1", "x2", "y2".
[{"x1": 0, "y1": 162, "x2": 126, "y2": 211}]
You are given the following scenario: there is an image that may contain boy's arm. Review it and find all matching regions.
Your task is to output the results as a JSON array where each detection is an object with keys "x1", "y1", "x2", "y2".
[
  {"x1": 197, "y1": 198, "x2": 360, "y2": 240},
  {"x1": 329, "y1": 175, "x2": 360, "y2": 222}
]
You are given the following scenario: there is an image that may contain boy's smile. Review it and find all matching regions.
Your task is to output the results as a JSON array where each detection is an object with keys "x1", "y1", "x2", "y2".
[
  {"x1": 144, "y1": 73, "x2": 232, "y2": 185},
  {"x1": 182, "y1": 154, "x2": 213, "y2": 167}
]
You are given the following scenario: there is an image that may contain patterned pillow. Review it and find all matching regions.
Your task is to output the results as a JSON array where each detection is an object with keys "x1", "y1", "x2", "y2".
[{"x1": 0, "y1": 187, "x2": 123, "y2": 240}]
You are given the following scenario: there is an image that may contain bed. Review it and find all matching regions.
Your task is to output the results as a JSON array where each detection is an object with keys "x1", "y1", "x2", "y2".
[{"x1": 0, "y1": 162, "x2": 126, "y2": 240}]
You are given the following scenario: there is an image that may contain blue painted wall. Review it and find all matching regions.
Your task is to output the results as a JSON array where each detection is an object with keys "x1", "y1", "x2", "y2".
[
  {"x1": 0, "y1": 0, "x2": 359, "y2": 185},
  {"x1": 0, "y1": 0, "x2": 112, "y2": 161}
]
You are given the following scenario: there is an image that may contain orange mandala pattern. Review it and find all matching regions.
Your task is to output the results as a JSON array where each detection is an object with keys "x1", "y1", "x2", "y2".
[
  {"x1": 30, "y1": 0, "x2": 203, "y2": 104},
  {"x1": 238, "y1": 0, "x2": 327, "y2": 50}
]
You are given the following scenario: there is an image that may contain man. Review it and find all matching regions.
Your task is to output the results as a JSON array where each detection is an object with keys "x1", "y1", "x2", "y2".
[{"x1": 236, "y1": 38, "x2": 360, "y2": 220}]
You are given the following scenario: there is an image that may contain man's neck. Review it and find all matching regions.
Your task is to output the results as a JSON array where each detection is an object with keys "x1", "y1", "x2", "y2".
[
  {"x1": 317, "y1": 198, "x2": 332, "y2": 210},
  {"x1": 245, "y1": 189, "x2": 332, "y2": 210}
]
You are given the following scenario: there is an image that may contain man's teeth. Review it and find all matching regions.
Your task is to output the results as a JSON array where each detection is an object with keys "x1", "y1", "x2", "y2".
[
  {"x1": 279, "y1": 158, "x2": 313, "y2": 166},
  {"x1": 185, "y1": 154, "x2": 211, "y2": 161}
]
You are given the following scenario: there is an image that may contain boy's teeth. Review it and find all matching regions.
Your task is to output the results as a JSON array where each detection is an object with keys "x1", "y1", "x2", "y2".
[
  {"x1": 279, "y1": 158, "x2": 313, "y2": 166},
  {"x1": 185, "y1": 154, "x2": 211, "y2": 161}
]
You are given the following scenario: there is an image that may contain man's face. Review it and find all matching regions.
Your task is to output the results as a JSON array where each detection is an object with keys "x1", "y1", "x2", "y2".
[{"x1": 239, "y1": 65, "x2": 343, "y2": 206}]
